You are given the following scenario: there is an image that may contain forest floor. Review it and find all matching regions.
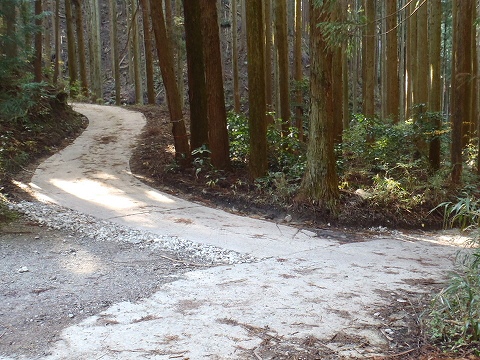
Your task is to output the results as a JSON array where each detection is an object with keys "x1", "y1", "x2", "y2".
[
  {"x1": 0, "y1": 103, "x2": 478, "y2": 360},
  {"x1": 128, "y1": 105, "x2": 443, "y2": 231}
]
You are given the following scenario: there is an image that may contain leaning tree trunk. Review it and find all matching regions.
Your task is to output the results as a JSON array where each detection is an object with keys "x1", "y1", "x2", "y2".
[{"x1": 149, "y1": 0, "x2": 190, "y2": 165}]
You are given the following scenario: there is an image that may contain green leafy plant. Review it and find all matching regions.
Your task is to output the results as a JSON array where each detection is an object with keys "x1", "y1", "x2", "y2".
[
  {"x1": 432, "y1": 195, "x2": 480, "y2": 230},
  {"x1": 227, "y1": 111, "x2": 250, "y2": 165},
  {"x1": 427, "y1": 195, "x2": 480, "y2": 354}
]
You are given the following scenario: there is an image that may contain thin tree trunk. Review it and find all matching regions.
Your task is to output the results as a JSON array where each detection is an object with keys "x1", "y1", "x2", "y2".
[
  {"x1": 175, "y1": 0, "x2": 184, "y2": 109},
  {"x1": 53, "y1": 0, "x2": 60, "y2": 84},
  {"x1": 428, "y1": 0, "x2": 442, "y2": 170},
  {"x1": 407, "y1": 0, "x2": 417, "y2": 114},
  {"x1": 362, "y1": 0, "x2": 375, "y2": 118},
  {"x1": 232, "y1": 0, "x2": 241, "y2": 112},
  {"x1": 386, "y1": 0, "x2": 399, "y2": 121},
  {"x1": 264, "y1": 0, "x2": 273, "y2": 123},
  {"x1": 65, "y1": 0, "x2": 78, "y2": 96},
  {"x1": 110, "y1": 0, "x2": 121, "y2": 105},
  {"x1": 140, "y1": 0, "x2": 155, "y2": 104},
  {"x1": 131, "y1": 0, "x2": 143, "y2": 104},
  {"x1": 149, "y1": 0, "x2": 190, "y2": 165},
  {"x1": 274, "y1": 0, "x2": 290, "y2": 132},
  {"x1": 332, "y1": 1, "x2": 343, "y2": 143},
  {"x1": 34, "y1": 0, "x2": 43, "y2": 82},
  {"x1": 246, "y1": 0, "x2": 267, "y2": 178},
  {"x1": 294, "y1": 0, "x2": 303, "y2": 139},
  {"x1": 89, "y1": 0, "x2": 102, "y2": 101}
]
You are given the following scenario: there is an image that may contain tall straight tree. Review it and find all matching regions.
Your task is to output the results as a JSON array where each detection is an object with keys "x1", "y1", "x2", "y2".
[
  {"x1": 200, "y1": 1, "x2": 230, "y2": 170},
  {"x1": 264, "y1": 0, "x2": 273, "y2": 123},
  {"x1": 73, "y1": 0, "x2": 88, "y2": 97},
  {"x1": 294, "y1": 0, "x2": 303, "y2": 139},
  {"x1": 274, "y1": 0, "x2": 290, "y2": 132},
  {"x1": 149, "y1": 0, "x2": 190, "y2": 165},
  {"x1": 362, "y1": 0, "x2": 375, "y2": 118},
  {"x1": 451, "y1": 0, "x2": 474, "y2": 183},
  {"x1": 331, "y1": 0, "x2": 343, "y2": 143},
  {"x1": 428, "y1": 0, "x2": 442, "y2": 170},
  {"x1": 64, "y1": 0, "x2": 78, "y2": 96},
  {"x1": 183, "y1": 0, "x2": 208, "y2": 152},
  {"x1": 406, "y1": 0, "x2": 417, "y2": 114},
  {"x1": 88, "y1": 0, "x2": 102, "y2": 101},
  {"x1": 386, "y1": 0, "x2": 399, "y2": 121},
  {"x1": 53, "y1": 0, "x2": 60, "y2": 84},
  {"x1": 139, "y1": 0, "x2": 155, "y2": 104},
  {"x1": 33, "y1": 0, "x2": 42, "y2": 82},
  {"x1": 246, "y1": 0, "x2": 267, "y2": 178},
  {"x1": 232, "y1": 0, "x2": 241, "y2": 112},
  {"x1": 130, "y1": 0, "x2": 143, "y2": 104},
  {"x1": 300, "y1": 0, "x2": 338, "y2": 211},
  {"x1": 109, "y1": 0, "x2": 120, "y2": 105},
  {"x1": 416, "y1": 0, "x2": 428, "y2": 111}
]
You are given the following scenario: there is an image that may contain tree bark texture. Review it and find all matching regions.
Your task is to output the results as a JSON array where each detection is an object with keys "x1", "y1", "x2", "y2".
[
  {"x1": 362, "y1": 0, "x2": 375, "y2": 118},
  {"x1": 300, "y1": 0, "x2": 339, "y2": 211},
  {"x1": 183, "y1": 0, "x2": 208, "y2": 152},
  {"x1": 200, "y1": 0, "x2": 230, "y2": 170},
  {"x1": 232, "y1": 0, "x2": 241, "y2": 112},
  {"x1": 65, "y1": 0, "x2": 78, "y2": 96},
  {"x1": 428, "y1": 0, "x2": 442, "y2": 170},
  {"x1": 34, "y1": 0, "x2": 43, "y2": 82},
  {"x1": 246, "y1": 0, "x2": 267, "y2": 178},
  {"x1": 139, "y1": 0, "x2": 155, "y2": 104},
  {"x1": 73, "y1": 0, "x2": 88, "y2": 96},
  {"x1": 109, "y1": 0, "x2": 121, "y2": 105},
  {"x1": 451, "y1": 0, "x2": 474, "y2": 183},
  {"x1": 386, "y1": 0, "x2": 399, "y2": 121},
  {"x1": 150, "y1": 0, "x2": 190, "y2": 165},
  {"x1": 274, "y1": 0, "x2": 290, "y2": 132}
]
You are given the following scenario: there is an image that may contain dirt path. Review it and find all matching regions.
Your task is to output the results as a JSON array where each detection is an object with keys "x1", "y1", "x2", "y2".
[{"x1": 0, "y1": 103, "x2": 470, "y2": 359}]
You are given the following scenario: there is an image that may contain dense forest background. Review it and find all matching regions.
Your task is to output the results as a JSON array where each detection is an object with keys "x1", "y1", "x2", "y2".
[
  {"x1": 2, "y1": 0, "x2": 480, "y2": 354},
  {"x1": 0, "y1": 0, "x2": 479, "y2": 224}
]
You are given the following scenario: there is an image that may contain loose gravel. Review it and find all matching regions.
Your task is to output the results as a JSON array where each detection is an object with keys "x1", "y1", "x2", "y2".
[{"x1": 11, "y1": 201, "x2": 257, "y2": 266}]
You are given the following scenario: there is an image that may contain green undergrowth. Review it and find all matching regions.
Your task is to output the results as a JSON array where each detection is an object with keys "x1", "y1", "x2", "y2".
[
  {"x1": 427, "y1": 197, "x2": 480, "y2": 355},
  {"x1": 215, "y1": 110, "x2": 472, "y2": 227}
]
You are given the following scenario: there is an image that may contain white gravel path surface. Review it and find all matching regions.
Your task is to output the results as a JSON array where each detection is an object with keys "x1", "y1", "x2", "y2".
[{"x1": 3, "y1": 103, "x2": 470, "y2": 359}]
